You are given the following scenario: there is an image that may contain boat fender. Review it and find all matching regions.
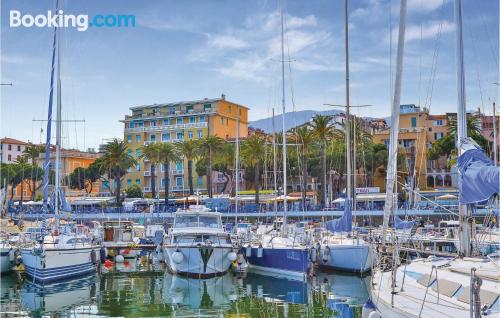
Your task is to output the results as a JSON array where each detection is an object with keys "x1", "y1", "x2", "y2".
[
  {"x1": 227, "y1": 251, "x2": 237, "y2": 262},
  {"x1": 91, "y1": 250, "x2": 98, "y2": 264},
  {"x1": 362, "y1": 299, "x2": 376, "y2": 318},
  {"x1": 245, "y1": 245, "x2": 252, "y2": 257},
  {"x1": 257, "y1": 245, "x2": 263, "y2": 258},
  {"x1": 8, "y1": 249, "x2": 15, "y2": 262},
  {"x1": 322, "y1": 246, "x2": 330, "y2": 263},
  {"x1": 115, "y1": 254, "x2": 125, "y2": 263},
  {"x1": 368, "y1": 312, "x2": 381, "y2": 318},
  {"x1": 16, "y1": 255, "x2": 22, "y2": 265},
  {"x1": 309, "y1": 247, "x2": 317, "y2": 263},
  {"x1": 237, "y1": 253, "x2": 245, "y2": 265},
  {"x1": 172, "y1": 250, "x2": 184, "y2": 264}
]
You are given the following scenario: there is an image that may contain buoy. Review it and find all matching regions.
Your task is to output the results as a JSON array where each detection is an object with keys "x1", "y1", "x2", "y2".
[
  {"x1": 9, "y1": 249, "x2": 15, "y2": 262},
  {"x1": 322, "y1": 246, "x2": 330, "y2": 263},
  {"x1": 309, "y1": 247, "x2": 317, "y2": 263},
  {"x1": 104, "y1": 259, "x2": 114, "y2": 268},
  {"x1": 362, "y1": 299, "x2": 376, "y2": 318},
  {"x1": 257, "y1": 245, "x2": 263, "y2": 258},
  {"x1": 227, "y1": 251, "x2": 237, "y2": 262},
  {"x1": 172, "y1": 250, "x2": 184, "y2": 264},
  {"x1": 245, "y1": 245, "x2": 252, "y2": 257},
  {"x1": 115, "y1": 254, "x2": 125, "y2": 263}
]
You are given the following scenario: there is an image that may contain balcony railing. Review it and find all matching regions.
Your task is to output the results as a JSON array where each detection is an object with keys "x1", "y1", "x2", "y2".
[
  {"x1": 144, "y1": 171, "x2": 151, "y2": 177},
  {"x1": 125, "y1": 122, "x2": 208, "y2": 133},
  {"x1": 144, "y1": 141, "x2": 156, "y2": 146},
  {"x1": 172, "y1": 169, "x2": 184, "y2": 175},
  {"x1": 144, "y1": 187, "x2": 151, "y2": 192}
]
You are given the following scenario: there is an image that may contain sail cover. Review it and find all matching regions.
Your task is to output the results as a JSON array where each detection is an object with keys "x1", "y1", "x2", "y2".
[
  {"x1": 458, "y1": 140, "x2": 500, "y2": 204},
  {"x1": 393, "y1": 215, "x2": 415, "y2": 229},
  {"x1": 326, "y1": 199, "x2": 352, "y2": 233}
]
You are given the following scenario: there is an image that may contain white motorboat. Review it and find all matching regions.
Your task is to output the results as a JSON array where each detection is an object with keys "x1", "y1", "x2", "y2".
[
  {"x1": 318, "y1": 234, "x2": 374, "y2": 274},
  {"x1": 0, "y1": 239, "x2": 15, "y2": 274},
  {"x1": 163, "y1": 205, "x2": 237, "y2": 278}
]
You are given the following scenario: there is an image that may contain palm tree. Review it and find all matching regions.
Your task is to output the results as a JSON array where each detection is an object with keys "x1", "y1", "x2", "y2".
[
  {"x1": 213, "y1": 143, "x2": 236, "y2": 195},
  {"x1": 176, "y1": 140, "x2": 199, "y2": 195},
  {"x1": 291, "y1": 126, "x2": 316, "y2": 209},
  {"x1": 199, "y1": 136, "x2": 225, "y2": 198},
  {"x1": 98, "y1": 139, "x2": 136, "y2": 206},
  {"x1": 140, "y1": 143, "x2": 162, "y2": 199},
  {"x1": 241, "y1": 134, "x2": 267, "y2": 204},
  {"x1": 23, "y1": 144, "x2": 43, "y2": 200},
  {"x1": 157, "y1": 142, "x2": 181, "y2": 206},
  {"x1": 309, "y1": 115, "x2": 335, "y2": 207}
]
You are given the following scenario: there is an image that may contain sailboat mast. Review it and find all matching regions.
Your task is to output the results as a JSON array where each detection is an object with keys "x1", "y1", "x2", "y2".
[
  {"x1": 455, "y1": 0, "x2": 471, "y2": 257},
  {"x1": 381, "y1": 0, "x2": 407, "y2": 243},
  {"x1": 493, "y1": 101, "x2": 497, "y2": 166},
  {"x1": 344, "y1": 0, "x2": 352, "y2": 210},
  {"x1": 235, "y1": 106, "x2": 240, "y2": 224},
  {"x1": 272, "y1": 108, "x2": 278, "y2": 213},
  {"x1": 42, "y1": 0, "x2": 59, "y2": 212},
  {"x1": 280, "y1": 3, "x2": 288, "y2": 234},
  {"x1": 55, "y1": 24, "x2": 62, "y2": 215}
]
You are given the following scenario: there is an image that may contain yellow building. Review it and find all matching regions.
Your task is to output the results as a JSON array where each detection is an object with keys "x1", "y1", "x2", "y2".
[
  {"x1": 373, "y1": 104, "x2": 450, "y2": 191},
  {"x1": 121, "y1": 94, "x2": 249, "y2": 196}
]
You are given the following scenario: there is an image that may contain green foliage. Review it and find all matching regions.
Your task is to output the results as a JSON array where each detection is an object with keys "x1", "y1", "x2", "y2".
[{"x1": 125, "y1": 184, "x2": 143, "y2": 198}]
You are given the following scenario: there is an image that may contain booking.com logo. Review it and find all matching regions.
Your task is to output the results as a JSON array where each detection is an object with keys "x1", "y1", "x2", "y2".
[{"x1": 9, "y1": 10, "x2": 135, "y2": 31}]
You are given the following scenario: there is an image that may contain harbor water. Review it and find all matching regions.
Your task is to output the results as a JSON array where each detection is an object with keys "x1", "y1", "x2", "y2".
[{"x1": 1, "y1": 262, "x2": 371, "y2": 317}]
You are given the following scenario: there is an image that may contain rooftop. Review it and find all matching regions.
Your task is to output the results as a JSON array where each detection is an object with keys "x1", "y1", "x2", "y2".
[
  {"x1": 0, "y1": 137, "x2": 29, "y2": 145},
  {"x1": 129, "y1": 95, "x2": 249, "y2": 111}
]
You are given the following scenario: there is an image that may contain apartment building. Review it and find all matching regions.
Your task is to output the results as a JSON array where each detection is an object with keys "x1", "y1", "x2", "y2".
[
  {"x1": 121, "y1": 94, "x2": 249, "y2": 196},
  {"x1": 0, "y1": 137, "x2": 28, "y2": 164}
]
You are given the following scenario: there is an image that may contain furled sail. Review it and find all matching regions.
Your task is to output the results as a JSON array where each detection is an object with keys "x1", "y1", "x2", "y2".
[
  {"x1": 458, "y1": 138, "x2": 500, "y2": 204},
  {"x1": 325, "y1": 199, "x2": 352, "y2": 233},
  {"x1": 393, "y1": 215, "x2": 415, "y2": 229}
]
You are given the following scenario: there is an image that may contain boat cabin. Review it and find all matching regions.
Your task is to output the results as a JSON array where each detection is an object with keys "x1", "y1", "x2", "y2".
[{"x1": 102, "y1": 221, "x2": 135, "y2": 244}]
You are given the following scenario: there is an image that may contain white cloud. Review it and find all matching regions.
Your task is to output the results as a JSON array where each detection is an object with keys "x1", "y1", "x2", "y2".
[
  {"x1": 407, "y1": 0, "x2": 450, "y2": 13},
  {"x1": 387, "y1": 20, "x2": 455, "y2": 43},
  {"x1": 207, "y1": 35, "x2": 249, "y2": 49}
]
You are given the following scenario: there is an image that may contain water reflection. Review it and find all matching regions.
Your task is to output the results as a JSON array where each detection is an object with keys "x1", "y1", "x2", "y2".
[{"x1": 1, "y1": 268, "x2": 370, "y2": 317}]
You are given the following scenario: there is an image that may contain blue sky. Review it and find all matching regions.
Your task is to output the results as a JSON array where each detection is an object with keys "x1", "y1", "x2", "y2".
[{"x1": 1, "y1": 0, "x2": 498, "y2": 149}]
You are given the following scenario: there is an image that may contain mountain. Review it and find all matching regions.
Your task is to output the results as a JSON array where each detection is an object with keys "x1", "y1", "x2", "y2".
[{"x1": 249, "y1": 109, "x2": 344, "y2": 133}]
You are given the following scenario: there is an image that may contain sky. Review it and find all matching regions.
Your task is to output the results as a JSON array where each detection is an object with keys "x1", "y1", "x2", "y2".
[{"x1": 1, "y1": 0, "x2": 499, "y2": 150}]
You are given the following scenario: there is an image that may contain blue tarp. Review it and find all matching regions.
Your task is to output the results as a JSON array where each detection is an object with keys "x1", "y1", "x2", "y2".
[
  {"x1": 326, "y1": 199, "x2": 352, "y2": 233},
  {"x1": 393, "y1": 215, "x2": 415, "y2": 229},
  {"x1": 458, "y1": 144, "x2": 500, "y2": 204}
]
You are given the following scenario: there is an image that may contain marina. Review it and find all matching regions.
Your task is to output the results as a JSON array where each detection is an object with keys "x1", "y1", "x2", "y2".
[{"x1": 1, "y1": 0, "x2": 499, "y2": 317}]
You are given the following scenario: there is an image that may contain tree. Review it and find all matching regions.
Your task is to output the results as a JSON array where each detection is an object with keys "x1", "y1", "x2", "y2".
[
  {"x1": 157, "y1": 142, "x2": 181, "y2": 206},
  {"x1": 97, "y1": 139, "x2": 136, "y2": 206},
  {"x1": 23, "y1": 144, "x2": 44, "y2": 200},
  {"x1": 291, "y1": 126, "x2": 315, "y2": 209},
  {"x1": 310, "y1": 115, "x2": 335, "y2": 207},
  {"x1": 241, "y1": 134, "x2": 267, "y2": 204},
  {"x1": 140, "y1": 143, "x2": 162, "y2": 199},
  {"x1": 125, "y1": 183, "x2": 143, "y2": 198},
  {"x1": 68, "y1": 165, "x2": 100, "y2": 194},
  {"x1": 198, "y1": 136, "x2": 225, "y2": 198},
  {"x1": 176, "y1": 140, "x2": 199, "y2": 195},
  {"x1": 212, "y1": 143, "x2": 236, "y2": 195}
]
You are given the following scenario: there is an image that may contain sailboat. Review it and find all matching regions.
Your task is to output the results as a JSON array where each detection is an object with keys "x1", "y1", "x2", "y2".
[
  {"x1": 243, "y1": 3, "x2": 312, "y2": 280},
  {"x1": 371, "y1": 1, "x2": 500, "y2": 317},
  {"x1": 318, "y1": 0, "x2": 373, "y2": 274},
  {"x1": 20, "y1": 1, "x2": 100, "y2": 283}
]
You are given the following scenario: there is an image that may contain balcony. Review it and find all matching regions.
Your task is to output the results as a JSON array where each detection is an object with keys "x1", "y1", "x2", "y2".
[
  {"x1": 172, "y1": 169, "x2": 184, "y2": 175},
  {"x1": 144, "y1": 187, "x2": 151, "y2": 193},
  {"x1": 144, "y1": 141, "x2": 156, "y2": 146},
  {"x1": 144, "y1": 171, "x2": 151, "y2": 177},
  {"x1": 125, "y1": 122, "x2": 208, "y2": 133},
  {"x1": 172, "y1": 185, "x2": 184, "y2": 191}
]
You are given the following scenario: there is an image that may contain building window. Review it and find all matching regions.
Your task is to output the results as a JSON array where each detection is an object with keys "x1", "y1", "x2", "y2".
[
  {"x1": 199, "y1": 116, "x2": 206, "y2": 122},
  {"x1": 136, "y1": 134, "x2": 141, "y2": 142},
  {"x1": 188, "y1": 131, "x2": 193, "y2": 139},
  {"x1": 197, "y1": 176, "x2": 203, "y2": 187},
  {"x1": 434, "y1": 120, "x2": 443, "y2": 126},
  {"x1": 162, "y1": 133, "x2": 170, "y2": 141},
  {"x1": 204, "y1": 103, "x2": 211, "y2": 110},
  {"x1": 7, "y1": 154, "x2": 11, "y2": 161},
  {"x1": 411, "y1": 117, "x2": 417, "y2": 128},
  {"x1": 135, "y1": 179, "x2": 141, "y2": 185},
  {"x1": 128, "y1": 149, "x2": 132, "y2": 157},
  {"x1": 176, "y1": 132, "x2": 184, "y2": 140},
  {"x1": 175, "y1": 177, "x2": 183, "y2": 188},
  {"x1": 161, "y1": 178, "x2": 166, "y2": 189},
  {"x1": 163, "y1": 119, "x2": 170, "y2": 125},
  {"x1": 228, "y1": 105, "x2": 232, "y2": 113},
  {"x1": 190, "y1": 116, "x2": 195, "y2": 123},
  {"x1": 175, "y1": 161, "x2": 183, "y2": 171},
  {"x1": 136, "y1": 164, "x2": 141, "y2": 171},
  {"x1": 221, "y1": 117, "x2": 224, "y2": 125},
  {"x1": 176, "y1": 118, "x2": 183, "y2": 125},
  {"x1": 428, "y1": 128, "x2": 432, "y2": 132},
  {"x1": 8, "y1": 145, "x2": 11, "y2": 151},
  {"x1": 169, "y1": 107, "x2": 176, "y2": 114},
  {"x1": 186, "y1": 105, "x2": 193, "y2": 113},
  {"x1": 198, "y1": 130, "x2": 203, "y2": 139},
  {"x1": 127, "y1": 135, "x2": 132, "y2": 142},
  {"x1": 17, "y1": 145, "x2": 21, "y2": 151},
  {"x1": 150, "y1": 134, "x2": 156, "y2": 142},
  {"x1": 434, "y1": 132, "x2": 444, "y2": 140},
  {"x1": 136, "y1": 149, "x2": 141, "y2": 158},
  {"x1": 130, "y1": 122, "x2": 135, "y2": 128},
  {"x1": 151, "y1": 121, "x2": 156, "y2": 127},
  {"x1": 127, "y1": 179, "x2": 132, "y2": 186}
]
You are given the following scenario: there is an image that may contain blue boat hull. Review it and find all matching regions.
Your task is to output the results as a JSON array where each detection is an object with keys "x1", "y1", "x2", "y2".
[{"x1": 244, "y1": 247, "x2": 310, "y2": 279}]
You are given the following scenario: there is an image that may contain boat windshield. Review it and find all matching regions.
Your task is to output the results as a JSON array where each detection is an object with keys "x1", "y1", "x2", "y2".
[{"x1": 175, "y1": 215, "x2": 221, "y2": 229}]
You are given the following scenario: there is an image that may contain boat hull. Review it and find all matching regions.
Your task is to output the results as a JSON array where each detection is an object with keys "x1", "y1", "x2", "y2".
[
  {"x1": 244, "y1": 247, "x2": 310, "y2": 280},
  {"x1": 319, "y1": 244, "x2": 373, "y2": 274},
  {"x1": 21, "y1": 247, "x2": 99, "y2": 283},
  {"x1": 164, "y1": 245, "x2": 233, "y2": 278},
  {"x1": 1, "y1": 248, "x2": 13, "y2": 273}
]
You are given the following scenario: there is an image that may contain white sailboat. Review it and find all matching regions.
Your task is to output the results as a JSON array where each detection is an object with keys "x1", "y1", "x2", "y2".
[
  {"x1": 318, "y1": 0, "x2": 373, "y2": 274},
  {"x1": 371, "y1": 1, "x2": 500, "y2": 317},
  {"x1": 20, "y1": 1, "x2": 100, "y2": 283},
  {"x1": 163, "y1": 205, "x2": 237, "y2": 278}
]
